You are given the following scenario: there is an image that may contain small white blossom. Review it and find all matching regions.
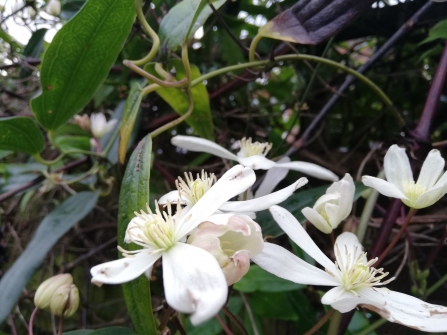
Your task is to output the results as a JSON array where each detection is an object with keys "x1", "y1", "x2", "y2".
[{"x1": 90, "y1": 113, "x2": 118, "y2": 139}]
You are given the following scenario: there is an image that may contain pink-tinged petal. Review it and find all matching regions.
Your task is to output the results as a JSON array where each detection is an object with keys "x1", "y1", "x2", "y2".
[
  {"x1": 362, "y1": 176, "x2": 409, "y2": 200},
  {"x1": 163, "y1": 243, "x2": 228, "y2": 325},
  {"x1": 252, "y1": 243, "x2": 338, "y2": 286},
  {"x1": 220, "y1": 177, "x2": 308, "y2": 212},
  {"x1": 158, "y1": 190, "x2": 182, "y2": 205},
  {"x1": 223, "y1": 250, "x2": 251, "y2": 285},
  {"x1": 255, "y1": 157, "x2": 291, "y2": 197},
  {"x1": 416, "y1": 149, "x2": 445, "y2": 189},
  {"x1": 412, "y1": 182, "x2": 447, "y2": 209},
  {"x1": 237, "y1": 155, "x2": 276, "y2": 170},
  {"x1": 383, "y1": 145, "x2": 413, "y2": 192},
  {"x1": 187, "y1": 234, "x2": 229, "y2": 266},
  {"x1": 327, "y1": 174, "x2": 355, "y2": 220},
  {"x1": 176, "y1": 165, "x2": 256, "y2": 239},
  {"x1": 90, "y1": 250, "x2": 161, "y2": 285},
  {"x1": 301, "y1": 207, "x2": 332, "y2": 234},
  {"x1": 269, "y1": 206, "x2": 336, "y2": 272},
  {"x1": 276, "y1": 161, "x2": 339, "y2": 181},
  {"x1": 171, "y1": 135, "x2": 238, "y2": 161}
]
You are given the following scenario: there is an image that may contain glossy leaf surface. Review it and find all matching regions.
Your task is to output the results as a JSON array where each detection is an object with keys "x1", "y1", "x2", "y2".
[{"x1": 0, "y1": 117, "x2": 44, "y2": 154}]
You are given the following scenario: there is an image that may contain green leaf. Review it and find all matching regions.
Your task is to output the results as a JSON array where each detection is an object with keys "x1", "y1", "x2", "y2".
[
  {"x1": 234, "y1": 265, "x2": 304, "y2": 293},
  {"x1": 119, "y1": 81, "x2": 143, "y2": 164},
  {"x1": 31, "y1": 0, "x2": 136, "y2": 130},
  {"x1": 0, "y1": 191, "x2": 99, "y2": 323},
  {"x1": 258, "y1": 182, "x2": 367, "y2": 237},
  {"x1": 20, "y1": 28, "x2": 47, "y2": 78},
  {"x1": 249, "y1": 291, "x2": 299, "y2": 321},
  {"x1": 419, "y1": 19, "x2": 447, "y2": 45},
  {"x1": 55, "y1": 135, "x2": 91, "y2": 153},
  {"x1": 64, "y1": 327, "x2": 137, "y2": 335},
  {"x1": 0, "y1": 117, "x2": 45, "y2": 154},
  {"x1": 144, "y1": 60, "x2": 214, "y2": 140},
  {"x1": 159, "y1": 0, "x2": 227, "y2": 50},
  {"x1": 63, "y1": 331, "x2": 94, "y2": 335},
  {"x1": 118, "y1": 136, "x2": 158, "y2": 334}
]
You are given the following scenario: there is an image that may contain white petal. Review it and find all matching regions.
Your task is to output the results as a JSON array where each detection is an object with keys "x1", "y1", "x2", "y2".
[
  {"x1": 362, "y1": 176, "x2": 409, "y2": 200},
  {"x1": 383, "y1": 145, "x2": 413, "y2": 192},
  {"x1": 417, "y1": 149, "x2": 445, "y2": 189},
  {"x1": 314, "y1": 193, "x2": 340, "y2": 211},
  {"x1": 223, "y1": 250, "x2": 251, "y2": 285},
  {"x1": 255, "y1": 157, "x2": 291, "y2": 197},
  {"x1": 90, "y1": 113, "x2": 107, "y2": 138},
  {"x1": 269, "y1": 206, "x2": 336, "y2": 273},
  {"x1": 252, "y1": 243, "x2": 338, "y2": 286},
  {"x1": 220, "y1": 177, "x2": 308, "y2": 213},
  {"x1": 171, "y1": 135, "x2": 239, "y2": 161},
  {"x1": 158, "y1": 190, "x2": 182, "y2": 205},
  {"x1": 321, "y1": 286, "x2": 359, "y2": 313},
  {"x1": 163, "y1": 243, "x2": 228, "y2": 325},
  {"x1": 324, "y1": 202, "x2": 342, "y2": 230},
  {"x1": 413, "y1": 182, "x2": 447, "y2": 209},
  {"x1": 333, "y1": 232, "x2": 365, "y2": 267},
  {"x1": 90, "y1": 250, "x2": 161, "y2": 285},
  {"x1": 327, "y1": 174, "x2": 355, "y2": 220},
  {"x1": 176, "y1": 165, "x2": 256, "y2": 238},
  {"x1": 434, "y1": 170, "x2": 447, "y2": 187},
  {"x1": 124, "y1": 217, "x2": 146, "y2": 244},
  {"x1": 105, "y1": 119, "x2": 118, "y2": 133},
  {"x1": 276, "y1": 161, "x2": 339, "y2": 181},
  {"x1": 301, "y1": 207, "x2": 332, "y2": 234},
  {"x1": 237, "y1": 155, "x2": 276, "y2": 170}
]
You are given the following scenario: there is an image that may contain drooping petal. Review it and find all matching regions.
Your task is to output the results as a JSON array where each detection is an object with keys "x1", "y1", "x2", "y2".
[
  {"x1": 158, "y1": 190, "x2": 182, "y2": 205},
  {"x1": 276, "y1": 161, "x2": 339, "y2": 181},
  {"x1": 327, "y1": 174, "x2": 355, "y2": 220},
  {"x1": 383, "y1": 145, "x2": 413, "y2": 192},
  {"x1": 362, "y1": 176, "x2": 409, "y2": 200},
  {"x1": 219, "y1": 177, "x2": 308, "y2": 212},
  {"x1": 321, "y1": 286, "x2": 359, "y2": 313},
  {"x1": 223, "y1": 250, "x2": 252, "y2": 285},
  {"x1": 269, "y1": 206, "x2": 336, "y2": 272},
  {"x1": 255, "y1": 157, "x2": 291, "y2": 197},
  {"x1": 237, "y1": 155, "x2": 276, "y2": 170},
  {"x1": 90, "y1": 250, "x2": 161, "y2": 285},
  {"x1": 416, "y1": 149, "x2": 445, "y2": 189},
  {"x1": 301, "y1": 207, "x2": 332, "y2": 234},
  {"x1": 171, "y1": 135, "x2": 239, "y2": 161},
  {"x1": 252, "y1": 242, "x2": 338, "y2": 286},
  {"x1": 163, "y1": 243, "x2": 228, "y2": 325},
  {"x1": 412, "y1": 182, "x2": 447, "y2": 209}
]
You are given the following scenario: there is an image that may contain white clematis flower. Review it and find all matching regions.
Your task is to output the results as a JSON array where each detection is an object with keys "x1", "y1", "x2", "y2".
[
  {"x1": 253, "y1": 206, "x2": 447, "y2": 332},
  {"x1": 302, "y1": 173, "x2": 355, "y2": 233},
  {"x1": 171, "y1": 135, "x2": 338, "y2": 181},
  {"x1": 90, "y1": 113, "x2": 118, "y2": 139},
  {"x1": 362, "y1": 145, "x2": 447, "y2": 209},
  {"x1": 188, "y1": 214, "x2": 264, "y2": 285},
  {"x1": 159, "y1": 170, "x2": 308, "y2": 218},
  {"x1": 91, "y1": 165, "x2": 256, "y2": 325}
]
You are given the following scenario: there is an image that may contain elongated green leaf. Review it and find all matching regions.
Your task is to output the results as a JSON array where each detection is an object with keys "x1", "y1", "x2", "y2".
[
  {"x1": 159, "y1": 0, "x2": 227, "y2": 50},
  {"x1": 31, "y1": 0, "x2": 135, "y2": 130},
  {"x1": 20, "y1": 28, "x2": 47, "y2": 78},
  {"x1": 0, "y1": 191, "x2": 99, "y2": 323},
  {"x1": 64, "y1": 327, "x2": 137, "y2": 335},
  {"x1": 119, "y1": 81, "x2": 143, "y2": 164},
  {"x1": 118, "y1": 136, "x2": 158, "y2": 334},
  {"x1": 0, "y1": 117, "x2": 44, "y2": 154},
  {"x1": 144, "y1": 60, "x2": 214, "y2": 140}
]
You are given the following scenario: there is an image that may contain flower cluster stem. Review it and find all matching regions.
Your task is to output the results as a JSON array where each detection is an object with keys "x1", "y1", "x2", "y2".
[
  {"x1": 28, "y1": 307, "x2": 38, "y2": 335},
  {"x1": 302, "y1": 308, "x2": 335, "y2": 335}
]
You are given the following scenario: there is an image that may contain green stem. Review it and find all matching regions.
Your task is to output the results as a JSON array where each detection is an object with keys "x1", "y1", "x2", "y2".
[
  {"x1": 356, "y1": 318, "x2": 387, "y2": 335},
  {"x1": 64, "y1": 162, "x2": 99, "y2": 185},
  {"x1": 141, "y1": 83, "x2": 159, "y2": 96},
  {"x1": 33, "y1": 153, "x2": 65, "y2": 166},
  {"x1": 131, "y1": 0, "x2": 160, "y2": 66},
  {"x1": 326, "y1": 310, "x2": 342, "y2": 335},
  {"x1": 426, "y1": 272, "x2": 447, "y2": 297},
  {"x1": 248, "y1": 33, "x2": 263, "y2": 62},
  {"x1": 124, "y1": 60, "x2": 188, "y2": 88},
  {"x1": 155, "y1": 62, "x2": 171, "y2": 80}
]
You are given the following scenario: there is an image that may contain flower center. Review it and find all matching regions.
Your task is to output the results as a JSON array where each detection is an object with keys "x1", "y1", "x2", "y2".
[
  {"x1": 403, "y1": 180, "x2": 427, "y2": 204},
  {"x1": 327, "y1": 244, "x2": 394, "y2": 294},
  {"x1": 176, "y1": 171, "x2": 216, "y2": 205},
  {"x1": 125, "y1": 203, "x2": 179, "y2": 251},
  {"x1": 238, "y1": 137, "x2": 272, "y2": 158}
]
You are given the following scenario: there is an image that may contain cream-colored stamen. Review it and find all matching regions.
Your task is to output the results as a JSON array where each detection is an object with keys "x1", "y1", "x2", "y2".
[
  {"x1": 238, "y1": 137, "x2": 272, "y2": 157},
  {"x1": 176, "y1": 170, "x2": 216, "y2": 205},
  {"x1": 403, "y1": 180, "x2": 427, "y2": 204}
]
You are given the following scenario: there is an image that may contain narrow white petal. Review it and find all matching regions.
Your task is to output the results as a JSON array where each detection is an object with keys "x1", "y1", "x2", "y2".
[
  {"x1": 171, "y1": 135, "x2": 239, "y2": 161},
  {"x1": 158, "y1": 190, "x2": 182, "y2": 205},
  {"x1": 383, "y1": 145, "x2": 413, "y2": 191},
  {"x1": 413, "y1": 182, "x2": 447, "y2": 209},
  {"x1": 220, "y1": 177, "x2": 308, "y2": 212},
  {"x1": 327, "y1": 174, "x2": 355, "y2": 220},
  {"x1": 252, "y1": 243, "x2": 338, "y2": 286},
  {"x1": 176, "y1": 165, "x2": 256, "y2": 238},
  {"x1": 255, "y1": 157, "x2": 291, "y2": 197},
  {"x1": 301, "y1": 207, "x2": 332, "y2": 234},
  {"x1": 163, "y1": 243, "x2": 228, "y2": 325},
  {"x1": 362, "y1": 176, "x2": 409, "y2": 200},
  {"x1": 434, "y1": 170, "x2": 447, "y2": 187},
  {"x1": 269, "y1": 206, "x2": 336, "y2": 272},
  {"x1": 90, "y1": 251, "x2": 161, "y2": 285},
  {"x1": 237, "y1": 155, "x2": 276, "y2": 170},
  {"x1": 416, "y1": 149, "x2": 445, "y2": 189},
  {"x1": 334, "y1": 232, "x2": 365, "y2": 266},
  {"x1": 276, "y1": 161, "x2": 339, "y2": 181}
]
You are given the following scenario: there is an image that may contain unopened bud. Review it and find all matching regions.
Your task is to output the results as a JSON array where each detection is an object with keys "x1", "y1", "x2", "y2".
[
  {"x1": 50, "y1": 284, "x2": 79, "y2": 317},
  {"x1": 34, "y1": 274, "x2": 73, "y2": 309},
  {"x1": 45, "y1": 0, "x2": 61, "y2": 16},
  {"x1": 73, "y1": 114, "x2": 91, "y2": 133}
]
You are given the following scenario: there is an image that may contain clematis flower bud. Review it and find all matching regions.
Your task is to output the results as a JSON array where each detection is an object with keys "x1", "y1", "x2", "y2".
[
  {"x1": 301, "y1": 174, "x2": 355, "y2": 234},
  {"x1": 50, "y1": 284, "x2": 80, "y2": 317},
  {"x1": 188, "y1": 214, "x2": 264, "y2": 285},
  {"x1": 45, "y1": 0, "x2": 61, "y2": 16},
  {"x1": 34, "y1": 274, "x2": 73, "y2": 309},
  {"x1": 73, "y1": 114, "x2": 91, "y2": 133},
  {"x1": 90, "y1": 113, "x2": 118, "y2": 139}
]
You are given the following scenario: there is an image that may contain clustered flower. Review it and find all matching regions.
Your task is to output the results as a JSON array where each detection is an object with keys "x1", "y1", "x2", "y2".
[{"x1": 87, "y1": 138, "x2": 447, "y2": 331}]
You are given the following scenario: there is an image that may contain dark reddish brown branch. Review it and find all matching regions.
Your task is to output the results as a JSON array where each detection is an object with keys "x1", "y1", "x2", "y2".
[{"x1": 424, "y1": 225, "x2": 447, "y2": 270}]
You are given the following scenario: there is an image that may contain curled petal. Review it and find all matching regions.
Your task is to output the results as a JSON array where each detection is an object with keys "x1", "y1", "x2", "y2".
[
  {"x1": 383, "y1": 145, "x2": 413, "y2": 192},
  {"x1": 171, "y1": 136, "x2": 238, "y2": 161},
  {"x1": 158, "y1": 190, "x2": 182, "y2": 205},
  {"x1": 90, "y1": 250, "x2": 161, "y2": 285},
  {"x1": 412, "y1": 182, "x2": 447, "y2": 209},
  {"x1": 417, "y1": 149, "x2": 445, "y2": 189},
  {"x1": 124, "y1": 216, "x2": 146, "y2": 244},
  {"x1": 276, "y1": 161, "x2": 339, "y2": 181},
  {"x1": 301, "y1": 207, "x2": 332, "y2": 234},
  {"x1": 362, "y1": 176, "x2": 409, "y2": 200},
  {"x1": 223, "y1": 250, "x2": 251, "y2": 285},
  {"x1": 163, "y1": 243, "x2": 228, "y2": 325},
  {"x1": 255, "y1": 157, "x2": 291, "y2": 197},
  {"x1": 327, "y1": 173, "x2": 355, "y2": 220}
]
